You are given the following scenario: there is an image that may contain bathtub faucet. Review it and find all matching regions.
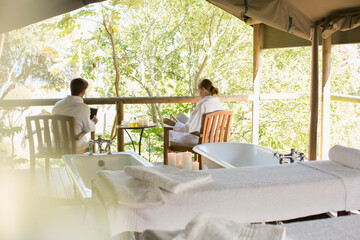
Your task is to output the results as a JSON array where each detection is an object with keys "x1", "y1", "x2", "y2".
[
  {"x1": 88, "y1": 135, "x2": 113, "y2": 154},
  {"x1": 273, "y1": 148, "x2": 305, "y2": 164}
]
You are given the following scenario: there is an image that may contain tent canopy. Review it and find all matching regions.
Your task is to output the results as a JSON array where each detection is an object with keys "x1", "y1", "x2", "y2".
[
  {"x1": 207, "y1": 0, "x2": 360, "y2": 48},
  {"x1": 0, "y1": 0, "x2": 104, "y2": 34}
]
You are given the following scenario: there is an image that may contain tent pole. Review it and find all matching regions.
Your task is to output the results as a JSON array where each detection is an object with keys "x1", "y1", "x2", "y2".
[
  {"x1": 309, "y1": 25, "x2": 319, "y2": 160},
  {"x1": 320, "y1": 37, "x2": 331, "y2": 159},
  {"x1": 252, "y1": 24, "x2": 261, "y2": 145}
]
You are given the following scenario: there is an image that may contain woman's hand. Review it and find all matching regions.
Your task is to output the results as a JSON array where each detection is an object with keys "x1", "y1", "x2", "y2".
[{"x1": 163, "y1": 118, "x2": 176, "y2": 126}]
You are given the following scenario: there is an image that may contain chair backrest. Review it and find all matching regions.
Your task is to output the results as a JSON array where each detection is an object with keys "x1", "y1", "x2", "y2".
[
  {"x1": 199, "y1": 110, "x2": 233, "y2": 144},
  {"x1": 26, "y1": 114, "x2": 78, "y2": 158}
]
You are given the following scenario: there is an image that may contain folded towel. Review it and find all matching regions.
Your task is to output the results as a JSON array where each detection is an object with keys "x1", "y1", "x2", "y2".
[
  {"x1": 173, "y1": 213, "x2": 286, "y2": 240},
  {"x1": 124, "y1": 165, "x2": 212, "y2": 193},
  {"x1": 329, "y1": 145, "x2": 360, "y2": 169},
  {"x1": 96, "y1": 170, "x2": 165, "y2": 208}
]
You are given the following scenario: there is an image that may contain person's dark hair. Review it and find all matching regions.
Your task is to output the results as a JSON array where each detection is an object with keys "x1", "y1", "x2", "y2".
[
  {"x1": 198, "y1": 78, "x2": 219, "y2": 96},
  {"x1": 70, "y1": 78, "x2": 88, "y2": 96}
]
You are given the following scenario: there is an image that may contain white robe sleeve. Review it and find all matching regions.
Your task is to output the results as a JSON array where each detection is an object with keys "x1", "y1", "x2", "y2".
[
  {"x1": 80, "y1": 106, "x2": 96, "y2": 133},
  {"x1": 173, "y1": 104, "x2": 203, "y2": 133}
]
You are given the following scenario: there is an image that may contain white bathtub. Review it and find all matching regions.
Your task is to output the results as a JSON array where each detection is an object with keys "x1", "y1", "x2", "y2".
[
  {"x1": 64, "y1": 152, "x2": 153, "y2": 199},
  {"x1": 193, "y1": 142, "x2": 279, "y2": 169}
]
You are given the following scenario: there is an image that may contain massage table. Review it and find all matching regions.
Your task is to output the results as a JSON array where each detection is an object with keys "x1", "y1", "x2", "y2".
[{"x1": 92, "y1": 160, "x2": 360, "y2": 237}]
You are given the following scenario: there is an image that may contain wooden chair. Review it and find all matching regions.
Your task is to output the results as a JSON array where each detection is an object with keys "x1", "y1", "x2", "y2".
[
  {"x1": 164, "y1": 110, "x2": 233, "y2": 169},
  {"x1": 26, "y1": 114, "x2": 88, "y2": 186}
]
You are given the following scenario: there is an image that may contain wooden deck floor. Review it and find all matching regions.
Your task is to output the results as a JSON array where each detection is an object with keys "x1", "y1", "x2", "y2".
[{"x1": 15, "y1": 167, "x2": 75, "y2": 199}]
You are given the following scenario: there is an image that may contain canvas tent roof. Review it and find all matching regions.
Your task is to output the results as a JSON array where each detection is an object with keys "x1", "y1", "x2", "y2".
[
  {"x1": 0, "y1": 0, "x2": 104, "y2": 34},
  {"x1": 207, "y1": 0, "x2": 360, "y2": 48}
]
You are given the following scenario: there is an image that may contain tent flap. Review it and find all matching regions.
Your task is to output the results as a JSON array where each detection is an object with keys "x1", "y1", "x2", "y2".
[
  {"x1": 0, "y1": 0, "x2": 104, "y2": 34},
  {"x1": 321, "y1": 13, "x2": 360, "y2": 39},
  {"x1": 207, "y1": 0, "x2": 360, "y2": 41},
  {"x1": 207, "y1": 0, "x2": 313, "y2": 40}
]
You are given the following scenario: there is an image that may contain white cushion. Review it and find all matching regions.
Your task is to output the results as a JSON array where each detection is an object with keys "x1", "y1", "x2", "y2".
[{"x1": 329, "y1": 145, "x2": 360, "y2": 169}]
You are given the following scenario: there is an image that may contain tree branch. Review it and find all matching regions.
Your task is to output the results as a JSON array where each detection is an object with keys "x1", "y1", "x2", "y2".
[{"x1": 102, "y1": 11, "x2": 121, "y2": 97}]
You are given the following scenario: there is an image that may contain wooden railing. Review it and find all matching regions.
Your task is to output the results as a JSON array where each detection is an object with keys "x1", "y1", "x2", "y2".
[
  {"x1": 330, "y1": 94, "x2": 360, "y2": 103},
  {"x1": 0, "y1": 94, "x2": 304, "y2": 152},
  {"x1": 1, "y1": 92, "x2": 356, "y2": 155}
]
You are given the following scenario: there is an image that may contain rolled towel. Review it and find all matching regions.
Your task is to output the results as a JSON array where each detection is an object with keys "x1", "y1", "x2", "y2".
[
  {"x1": 124, "y1": 165, "x2": 212, "y2": 193},
  {"x1": 329, "y1": 145, "x2": 360, "y2": 169},
  {"x1": 173, "y1": 212, "x2": 286, "y2": 240},
  {"x1": 95, "y1": 170, "x2": 165, "y2": 208}
]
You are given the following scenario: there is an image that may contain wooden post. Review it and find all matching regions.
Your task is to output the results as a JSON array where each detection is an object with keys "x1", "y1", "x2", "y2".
[
  {"x1": 320, "y1": 37, "x2": 331, "y2": 159},
  {"x1": 252, "y1": 24, "x2": 261, "y2": 145},
  {"x1": 116, "y1": 102, "x2": 124, "y2": 151},
  {"x1": 309, "y1": 25, "x2": 319, "y2": 160}
]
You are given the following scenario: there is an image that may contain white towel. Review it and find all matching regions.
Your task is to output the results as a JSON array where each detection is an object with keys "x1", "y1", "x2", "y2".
[
  {"x1": 95, "y1": 170, "x2": 165, "y2": 208},
  {"x1": 329, "y1": 144, "x2": 360, "y2": 169},
  {"x1": 124, "y1": 165, "x2": 212, "y2": 193},
  {"x1": 304, "y1": 160, "x2": 360, "y2": 211},
  {"x1": 173, "y1": 213, "x2": 286, "y2": 240}
]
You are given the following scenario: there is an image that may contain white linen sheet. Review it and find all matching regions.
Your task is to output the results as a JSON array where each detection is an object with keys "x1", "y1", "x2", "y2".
[
  {"x1": 172, "y1": 212, "x2": 285, "y2": 240},
  {"x1": 94, "y1": 170, "x2": 164, "y2": 208},
  {"x1": 286, "y1": 214, "x2": 360, "y2": 240},
  {"x1": 93, "y1": 160, "x2": 360, "y2": 236},
  {"x1": 142, "y1": 214, "x2": 360, "y2": 240}
]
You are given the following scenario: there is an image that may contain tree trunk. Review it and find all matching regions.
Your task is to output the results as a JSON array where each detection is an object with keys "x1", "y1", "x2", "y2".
[{"x1": 103, "y1": 16, "x2": 121, "y2": 97}]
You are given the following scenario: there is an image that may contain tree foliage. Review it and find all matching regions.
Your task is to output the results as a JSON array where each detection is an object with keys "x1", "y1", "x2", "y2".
[{"x1": 1, "y1": 0, "x2": 360, "y2": 164}]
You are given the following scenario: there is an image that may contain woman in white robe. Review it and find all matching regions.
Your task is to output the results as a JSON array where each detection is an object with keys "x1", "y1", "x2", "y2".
[{"x1": 163, "y1": 79, "x2": 224, "y2": 146}]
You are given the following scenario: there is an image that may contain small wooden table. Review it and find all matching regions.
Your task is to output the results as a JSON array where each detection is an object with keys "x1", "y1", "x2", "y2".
[{"x1": 117, "y1": 124, "x2": 157, "y2": 155}]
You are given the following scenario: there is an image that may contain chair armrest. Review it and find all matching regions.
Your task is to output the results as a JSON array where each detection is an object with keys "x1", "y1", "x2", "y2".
[
  {"x1": 190, "y1": 131, "x2": 201, "y2": 137},
  {"x1": 164, "y1": 126, "x2": 174, "y2": 130},
  {"x1": 75, "y1": 132, "x2": 87, "y2": 141}
]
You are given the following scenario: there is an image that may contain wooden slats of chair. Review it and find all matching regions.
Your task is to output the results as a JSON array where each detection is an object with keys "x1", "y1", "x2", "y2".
[
  {"x1": 199, "y1": 110, "x2": 233, "y2": 144},
  {"x1": 164, "y1": 110, "x2": 233, "y2": 169},
  {"x1": 43, "y1": 118, "x2": 52, "y2": 154},
  {"x1": 26, "y1": 114, "x2": 79, "y2": 185},
  {"x1": 60, "y1": 119, "x2": 70, "y2": 154}
]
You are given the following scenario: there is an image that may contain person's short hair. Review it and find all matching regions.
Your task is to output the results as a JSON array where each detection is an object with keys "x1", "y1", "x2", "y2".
[{"x1": 70, "y1": 78, "x2": 88, "y2": 96}]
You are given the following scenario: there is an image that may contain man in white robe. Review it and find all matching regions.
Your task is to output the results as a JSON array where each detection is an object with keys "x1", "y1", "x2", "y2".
[{"x1": 52, "y1": 78, "x2": 98, "y2": 152}]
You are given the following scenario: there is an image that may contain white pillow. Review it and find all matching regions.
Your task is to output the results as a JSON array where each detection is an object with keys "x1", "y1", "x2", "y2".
[{"x1": 329, "y1": 145, "x2": 360, "y2": 169}]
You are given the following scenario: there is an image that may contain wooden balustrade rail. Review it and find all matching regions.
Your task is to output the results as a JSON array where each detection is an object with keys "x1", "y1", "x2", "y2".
[
  {"x1": 0, "y1": 95, "x2": 250, "y2": 107},
  {"x1": 0, "y1": 93, "x2": 308, "y2": 108},
  {"x1": 331, "y1": 94, "x2": 360, "y2": 103},
  {"x1": 1, "y1": 93, "x2": 358, "y2": 152}
]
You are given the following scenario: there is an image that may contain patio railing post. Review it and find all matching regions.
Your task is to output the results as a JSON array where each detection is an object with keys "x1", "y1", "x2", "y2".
[
  {"x1": 309, "y1": 24, "x2": 319, "y2": 160},
  {"x1": 320, "y1": 36, "x2": 331, "y2": 159},
  {"x1": 116, "y1": 101, "x2": 124, "y2": 151},
  {"x1": 252, "y1": 24, "x2": 261, "y2": 144}
]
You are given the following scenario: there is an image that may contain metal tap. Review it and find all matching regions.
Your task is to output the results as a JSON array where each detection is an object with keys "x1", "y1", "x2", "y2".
[
  {"x1": 273, "y1": 148, "x2": 305, "y2": 164},
  {"x1": 88, "y1": 135, "x2": 113, "y2": 154}
]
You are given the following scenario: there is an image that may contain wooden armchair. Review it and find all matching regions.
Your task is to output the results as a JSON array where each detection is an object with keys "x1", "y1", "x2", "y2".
[
  {"x1": 164, "y1": 110, "x2": 233, "y2": 169},
  {"x1": 26, "y1": 114, "x2": 89, "y2": 185}
]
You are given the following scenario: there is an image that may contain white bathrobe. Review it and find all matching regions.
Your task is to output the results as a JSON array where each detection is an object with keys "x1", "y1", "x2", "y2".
[
  {"x1": 170, "y1": 96, "x2": 224, "y2": 146},
  {"x1": 52, "y1": 95, "x2": 96, "y2": 151}
]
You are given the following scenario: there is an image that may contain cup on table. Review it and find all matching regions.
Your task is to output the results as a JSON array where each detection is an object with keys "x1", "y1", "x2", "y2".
[{"x1": 144, "y1": 118, "x2": 149, "y2": 126}]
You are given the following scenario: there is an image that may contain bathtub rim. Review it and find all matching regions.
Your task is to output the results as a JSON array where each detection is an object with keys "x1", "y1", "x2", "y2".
[
  {"x1": 64, "y1": 151, "x2": 152, "y2": 199},
  {"x1": 193, "y1": 142, "x2": 279, "y2": 169}
]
